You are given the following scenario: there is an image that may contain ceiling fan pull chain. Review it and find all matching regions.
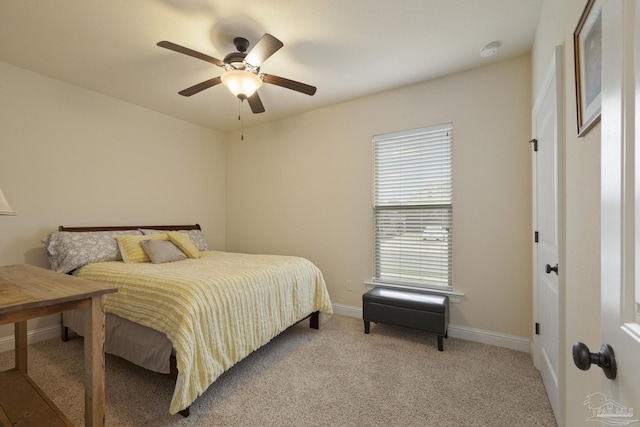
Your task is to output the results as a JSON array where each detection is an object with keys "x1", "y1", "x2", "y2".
[{"x1": 239, "y1": 98, "x2": 244, "y2": 141}]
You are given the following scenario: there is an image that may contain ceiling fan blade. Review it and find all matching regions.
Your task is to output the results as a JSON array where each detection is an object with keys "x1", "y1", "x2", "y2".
[
  {"x1": 157, "y1": 41, "x2": 225, "y2": 67},
  {"x1": 262, "y1": 74, "x2": 317, "y2": 96},
  {"x1": 247, "y1": 92, "x2": 266, "y2": 114},
  {"x1": 178, "y1": 77, "x2": 222, "y2": 97},
  {"x1": 244, "y1": 34, "x2": 284, "y2": 67}
]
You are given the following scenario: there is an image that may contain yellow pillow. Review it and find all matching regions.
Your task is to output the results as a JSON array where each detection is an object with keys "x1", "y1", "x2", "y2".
[
  {"x1": 167, "y1": 231, "x2": 200, "y2": 259},
  {"x1": 117, "y1": 234, "x2": 169, "y2": 263}
]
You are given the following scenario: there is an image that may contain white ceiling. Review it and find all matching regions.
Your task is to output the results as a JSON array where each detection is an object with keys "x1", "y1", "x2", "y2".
[{"x1": 0, "y1": 1, "x2": 543, "y2": 133}]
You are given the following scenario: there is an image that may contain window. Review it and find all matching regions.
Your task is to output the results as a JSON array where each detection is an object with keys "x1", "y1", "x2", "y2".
[{"x1": 373, "y1": 123, "x2": 453, "y2": 289}]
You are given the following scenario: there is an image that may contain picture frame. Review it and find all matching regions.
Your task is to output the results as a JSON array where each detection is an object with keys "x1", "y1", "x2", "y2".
[{"x1": 574, "y1": 0, "x2": 602, "y2": 137}]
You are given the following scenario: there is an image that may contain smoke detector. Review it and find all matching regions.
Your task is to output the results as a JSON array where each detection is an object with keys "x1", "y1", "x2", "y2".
[{"x1": 480, "y1": 41, "x2": 500, "y2": 58}]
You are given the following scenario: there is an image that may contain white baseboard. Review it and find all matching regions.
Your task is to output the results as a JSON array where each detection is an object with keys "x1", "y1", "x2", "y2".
[
  {"x1": 332, "y1": 303, "x2": 531, "y2": 353},
  {"x1": 1, "y1": 306, "x2": 531, "y2": 355},
  {"x1": 446, "y1": 324, "x2": 531, "y2": 353},
  {"x1": 332, "y1": 303, "x2": 363, "y2": 319},
  {"x1": 0, "y1": 324, "x2": 61, "y2": 353}
]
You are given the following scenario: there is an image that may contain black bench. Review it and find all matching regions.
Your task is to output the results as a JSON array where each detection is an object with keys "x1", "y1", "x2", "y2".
[{"x1": 363, "y1": 287, "x2": 449, "y2": 351}]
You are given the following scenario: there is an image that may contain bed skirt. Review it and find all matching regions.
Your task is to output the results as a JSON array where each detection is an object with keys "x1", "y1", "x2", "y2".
[{"x1": 63, "y1": 309, "x2": 173, "y2": 374}]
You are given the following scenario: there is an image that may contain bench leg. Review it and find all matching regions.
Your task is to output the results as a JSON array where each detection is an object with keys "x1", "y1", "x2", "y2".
[
  {"x1": 437, "y1": 335, "x2": 444, "y2": 351},
  {"x1": 364, "y1": 320, "x2": 370, "y2": 334}
]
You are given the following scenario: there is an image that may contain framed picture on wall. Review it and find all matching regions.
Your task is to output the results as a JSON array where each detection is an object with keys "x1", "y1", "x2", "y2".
[{"x1": 574, "y1": 0, "x2": 602, "y2": 137}]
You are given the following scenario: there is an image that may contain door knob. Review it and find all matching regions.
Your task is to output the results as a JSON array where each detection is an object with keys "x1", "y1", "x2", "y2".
[
  {"x1": 572, "y1": 342, "x2": 617, "y2": 380},
  {"x1": 545, "y1": 263, "x2": 558, "y2": 275}
]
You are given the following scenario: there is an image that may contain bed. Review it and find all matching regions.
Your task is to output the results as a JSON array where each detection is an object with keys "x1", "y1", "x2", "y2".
[{"x1": 41, "y1": 224, "x2": 333, "y2": 416}]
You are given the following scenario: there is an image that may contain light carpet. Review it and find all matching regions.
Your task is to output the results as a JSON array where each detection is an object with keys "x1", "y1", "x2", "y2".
[{"x1": 0, "y1": 315, "x2": 556, "y2": 426}]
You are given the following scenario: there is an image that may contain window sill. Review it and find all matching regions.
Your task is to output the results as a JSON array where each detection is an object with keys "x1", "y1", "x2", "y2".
[{"x1": 364, "y1": 281, "x2": 464, "y2": 304}]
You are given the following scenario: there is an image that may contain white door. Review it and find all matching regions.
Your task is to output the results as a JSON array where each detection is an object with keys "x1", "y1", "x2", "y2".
[
  {"x1": 595, "y1": 0, "x2": 640, "y2": 420},
  {"x1": 532, "y1": 45, "x2": 564, "y2": 423}
]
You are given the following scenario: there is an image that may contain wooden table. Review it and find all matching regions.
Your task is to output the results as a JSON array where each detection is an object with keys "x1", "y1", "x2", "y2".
[{"x1": 0, "y1": 264, "x2": 117, "y2": 427}]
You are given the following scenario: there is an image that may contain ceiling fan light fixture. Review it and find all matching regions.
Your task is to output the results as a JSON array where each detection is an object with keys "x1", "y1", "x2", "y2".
[{"x1": 221, "y1": 70, "x2": 262, "y2": 99}]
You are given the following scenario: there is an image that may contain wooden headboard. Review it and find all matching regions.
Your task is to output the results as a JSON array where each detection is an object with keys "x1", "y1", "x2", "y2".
[{"x1": 58, "y1": 224, "x2": 201, "y2": 232}]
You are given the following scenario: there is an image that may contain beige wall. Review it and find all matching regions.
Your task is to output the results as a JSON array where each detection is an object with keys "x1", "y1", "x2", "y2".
[
  {"x1": 226, "y1": 55, "x2": 533, "y2": 338},
  {"x1": 0, "y1": 4, "x2": 606, "y2": 420},
  {"x1": 532, "y1": 0, "x2": 602, "y2": 425},
  {"x1": 0, "y1": 61, "x2": 226, "y2": 338}
]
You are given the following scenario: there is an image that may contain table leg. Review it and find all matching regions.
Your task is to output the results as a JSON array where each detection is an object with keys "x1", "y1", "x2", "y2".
[
  {"x1": 84, "y1": 295, "x2": 106, "y2": 427},
  {"x1": 14, "y1": 321, "x2": 27, "y2": 373}
]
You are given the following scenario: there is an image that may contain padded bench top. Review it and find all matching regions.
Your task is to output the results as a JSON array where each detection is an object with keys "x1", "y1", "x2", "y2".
[{"x1": 363, "y1": 287, "x2": 448, "y2": 313}]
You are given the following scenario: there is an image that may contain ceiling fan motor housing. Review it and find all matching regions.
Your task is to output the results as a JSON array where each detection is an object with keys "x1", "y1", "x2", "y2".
[
  {"x1": 224, "y1": 52, "x2": 248, "y2": 70},
  {"x1": 224, "y1": 38, "x2": 260, "y2": 73}
]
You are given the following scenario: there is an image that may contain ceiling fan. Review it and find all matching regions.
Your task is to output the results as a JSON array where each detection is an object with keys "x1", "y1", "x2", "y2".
[{"x1": 157, "y1": 33, "x2": 316, "y2": 114}]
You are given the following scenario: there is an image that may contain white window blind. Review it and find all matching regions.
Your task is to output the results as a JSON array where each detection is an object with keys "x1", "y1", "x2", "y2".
[{"x1": 373, "y1": 123, "x2": 453, "y2": 289}]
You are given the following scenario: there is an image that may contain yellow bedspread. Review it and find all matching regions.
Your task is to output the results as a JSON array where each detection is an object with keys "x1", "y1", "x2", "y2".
[{"x1": 76, "y1": 251, "x2": 333, "y2": 414}]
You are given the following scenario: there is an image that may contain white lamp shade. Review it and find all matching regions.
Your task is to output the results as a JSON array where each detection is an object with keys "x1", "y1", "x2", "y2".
[
  {"x1": 0, "y1": 187, "x2": 15, "y2": 215},
  {"x1": 221, "y1": 70, "x2": 262, "y2": 98}
]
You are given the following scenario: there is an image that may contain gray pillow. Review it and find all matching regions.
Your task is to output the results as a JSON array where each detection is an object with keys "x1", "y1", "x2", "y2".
[
  {"x1": 140, "y1": 239, "x2": 187, "y2": 264},
  {"x1": 41, "y1": 230, "x2": 143, "y2": 273},
  {"x1": 139, "y1": 229, "x2": 210, "y2": 251}
]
